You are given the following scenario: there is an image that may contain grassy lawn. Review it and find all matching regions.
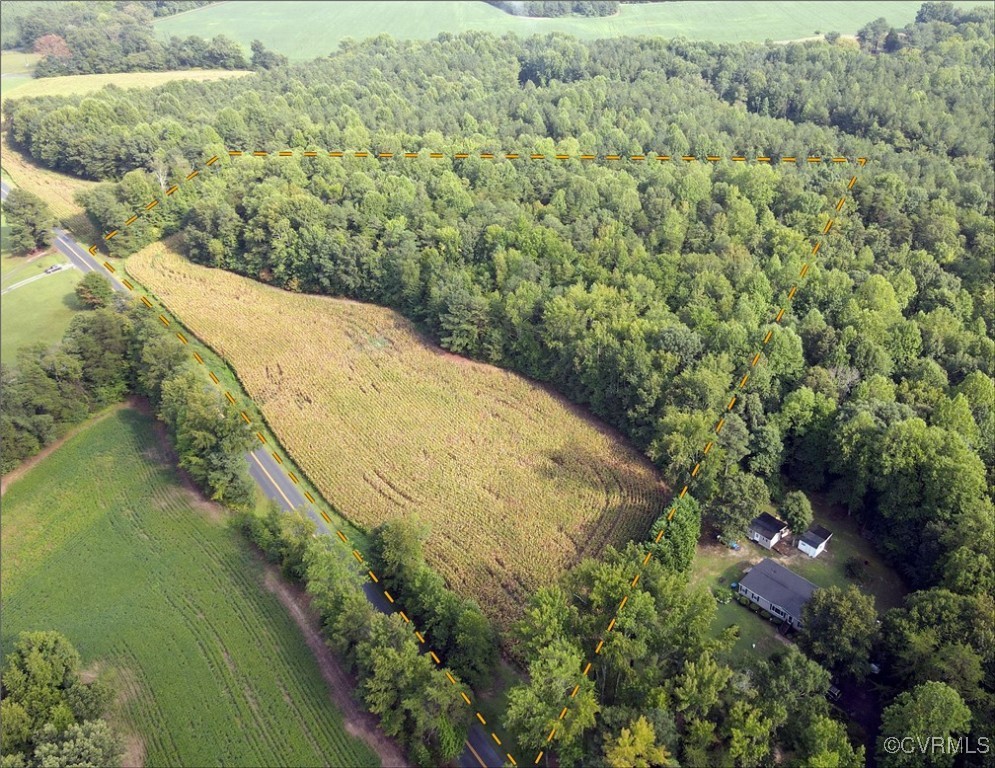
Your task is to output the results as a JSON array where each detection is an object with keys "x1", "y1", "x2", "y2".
[
  {"x1": 1, "y1": 52, "x2": 41, "y2": 76},
  {"x1": 2, "y1": 68, "x2": 252, "y2": 100},
  {"x1": 0, "y1": 406, "x2": 379, "y2": 767},
  {"x1": 154, "y1": 1, "x2": 983, "y2": 58},
  {"x1": 692, "y1": 489, "x2": 907, "y2": 663},
  {"x1": 0, "y1": 210, "x2": 83, "y2": 365},
  {"x1": 786, "y1": 493, "x2": 907, "y2": 613},
  {"x1": 0, "y1": 51, "x2": 40, "y2": 93},
  {"x1": 0, "y1": 266, "x2": 83, "y2": 364}
]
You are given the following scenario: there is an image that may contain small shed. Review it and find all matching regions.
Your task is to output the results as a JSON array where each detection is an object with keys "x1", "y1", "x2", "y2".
[
  {"x1": 748, "y1": 512, "x2": 790, "y2": 550},
  {"x1": 798, "y1": 525, "x2": 833, "y2": 558}
]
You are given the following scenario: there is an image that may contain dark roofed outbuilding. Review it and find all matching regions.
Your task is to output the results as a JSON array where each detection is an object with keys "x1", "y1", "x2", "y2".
[
  {"x1": 747, "y1": 512, "x2": 790, "y2": 549},
  {"x1": 798, "y1": 524, "x2": 833, "y2": 557}
]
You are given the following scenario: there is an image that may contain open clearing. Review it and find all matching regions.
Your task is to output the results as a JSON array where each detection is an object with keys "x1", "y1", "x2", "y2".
[
  {"x1": 1, "y1": 68, "x2": 252, "y2": 100},
  {"x1": 0, "y1": 51, "x2": 40, "y2": 92},
  {"x1": 128, "y1": 244, "x2": 668, "y2": 630},
  {"x1": 691, "y1": 491, "x2": 907, "y2": 661},
  {"x1": 154, "y1": 1, "x2": 981, "y2": 58},
  {"x1": 0, "y1": 406, "x2": 380, "y2": 767},
  {"x1": 0, "y1": 138, "x2": 98, "y2": 240},
  {"x1": 0, "y1": 211, "x2": 82, "y2": 365}
]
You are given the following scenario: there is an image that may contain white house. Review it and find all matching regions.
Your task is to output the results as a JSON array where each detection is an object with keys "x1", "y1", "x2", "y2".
[
  {"x1": 747, "y1": 512, "x2": 790, "y2": 550},
  {"x1": 738, "y1": 558, "x2": 818, "y2": 629},
  {"x1": 798, "y1": 525, "x2": 833, "y2": 558}
]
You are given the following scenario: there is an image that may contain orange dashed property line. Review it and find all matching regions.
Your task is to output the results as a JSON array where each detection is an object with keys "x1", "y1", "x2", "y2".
[
  {"x1": 90, "y1": 143, "x2": 860, "y2": 767},
  {"x1": 232, "y1": 148, "x2": 858, "y2": 164},
  {"x1": 116, "y1": 276, "x2": 479, "y2": 731},
  {"x1": 532, "y1": 159, "x2": 867, "y2": 765}
]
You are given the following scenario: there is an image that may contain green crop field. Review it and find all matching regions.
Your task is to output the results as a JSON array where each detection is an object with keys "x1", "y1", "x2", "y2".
[
  {"x1": 0, "y1": 407, "x2": 380, "y2": 767},
  {"x1": 154, "y1": 0, "x2": 983, "y2": 58},
  {"x1": 0, "y1": 211, "x2": 83, "y2": 365},
  {"x1": 1, "y1": 68, "x2": 251, "y2": 99}
]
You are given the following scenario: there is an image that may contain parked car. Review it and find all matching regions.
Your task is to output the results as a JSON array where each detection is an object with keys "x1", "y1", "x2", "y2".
[
  {"x1": 44, "y1": 265, "x2": 60, "y2": 274},
  {"x1": 827, "y1": 685, "x2": 842, "y2": 702}
]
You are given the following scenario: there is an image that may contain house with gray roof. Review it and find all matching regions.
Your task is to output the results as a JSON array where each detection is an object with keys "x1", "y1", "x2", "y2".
[{"x1": 738, "y1": 558, "x2": 818, "y2": 629}]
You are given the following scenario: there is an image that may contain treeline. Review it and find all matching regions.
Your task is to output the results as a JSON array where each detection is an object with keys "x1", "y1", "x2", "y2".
[
  {"x1": 2, "y1": 188, "x2": 53, "y2": 254},
  {"x1": 237, "y1": 509, "x2": 470, "y2": 767},
  {"x1": 0, "y1": 283, "x2": 252, "y2": 506},
  {"x1": 486, "y1": 1, "x2": 678, "y2": 17},
  {"x1": 1, "y1": 1, "x2": 213, "y2": 50},
  {"x1": 368, "y1": 520, "x2": 498, "y2": 689},
  {"x1": 505, "y1": 538, "x2": 863, "y2": 766},
  {"x1": 487, "y1": 1, "x2": 620, "y2": 17},
  {"x1": 1, "y1": 0, "x2": 251, "y2": 78},
  {"x1": 0, "y1": 631, "x2": 123, "y2": 768}
]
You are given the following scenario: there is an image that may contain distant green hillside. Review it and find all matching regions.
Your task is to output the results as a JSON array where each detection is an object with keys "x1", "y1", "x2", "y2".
[{"x1": 153, "y1": 0, "x2": 983, "y2": 58}]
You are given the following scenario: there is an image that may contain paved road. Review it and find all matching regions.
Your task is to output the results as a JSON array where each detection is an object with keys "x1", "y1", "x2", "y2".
[
  {"x1": 247, "y1": 448, "x2": 505, "y2": 768},
  {"x1": 1, "y1": 177, "x2": 506, "y2": 767}
]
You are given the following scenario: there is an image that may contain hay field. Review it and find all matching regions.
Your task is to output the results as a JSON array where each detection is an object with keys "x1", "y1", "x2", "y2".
[
  {"x1": 1, "y1": 68, "x2": 251, "y2": 100},
  {"x1": 128, "y1": 244, "x2": 668, "y2": 629}
]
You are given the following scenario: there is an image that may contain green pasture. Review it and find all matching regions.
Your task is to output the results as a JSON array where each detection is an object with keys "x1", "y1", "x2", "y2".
[
  {"x1": 0, "y1": 210, "x2": 83, "y2": 365},
  {"x1": 0, "y1": 407, "x2": 379, "y2": 767},
  {"x1": 155, "y1": 1, "x2": 984, "y2": 59}
]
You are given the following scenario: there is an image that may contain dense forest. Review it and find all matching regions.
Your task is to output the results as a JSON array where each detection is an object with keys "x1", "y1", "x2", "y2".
[
  {"x1": 3, "y1": 2, "x2": 993, "y2": 764},
  {"x1": 0, "y1": 631, "x2": 124, "y2": 768}
]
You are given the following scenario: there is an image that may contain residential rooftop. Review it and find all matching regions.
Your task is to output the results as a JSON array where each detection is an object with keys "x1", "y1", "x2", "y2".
[
  {"x1": 800, "y1": 524, "x2": 833, "y2": 548},
  {"x1": 750, "y1": 512, "x2": 789, "y2": 538},
  {"x1": 739, "y1": 558, "x2": 818, "y2": 619}
]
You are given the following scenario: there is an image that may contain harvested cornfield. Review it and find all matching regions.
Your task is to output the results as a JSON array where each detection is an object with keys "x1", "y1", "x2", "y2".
[{"x1": 129, "y1": 244, "x2": 668, "y2": 629}]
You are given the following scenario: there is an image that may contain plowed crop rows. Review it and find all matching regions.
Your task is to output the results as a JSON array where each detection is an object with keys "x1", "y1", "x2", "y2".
[
  {"x1": 0, "y1": 407, "x2": 378, "y2": 767},
  {"x1": 129, "y1": 244, "x2": 668, "y2": 629}
]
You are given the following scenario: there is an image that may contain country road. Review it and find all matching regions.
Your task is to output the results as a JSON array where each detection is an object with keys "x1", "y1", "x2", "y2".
[{"x1": 0, "y1": 177, "x2": 507, "y2": 767}]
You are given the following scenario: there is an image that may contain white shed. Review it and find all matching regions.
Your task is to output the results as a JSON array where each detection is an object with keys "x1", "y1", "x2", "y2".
[{"x1": 798, "y1": 525, "x2": 833, "y2": 558}]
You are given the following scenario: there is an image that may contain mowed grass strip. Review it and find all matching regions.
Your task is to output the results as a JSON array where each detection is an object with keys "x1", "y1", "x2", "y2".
[
  {"x1": 1, "y1": 68, "x2": 252, "y2": 101},
  {"x1": 129, "y1": 244, "x2": 668, "y2": 630},
  {"x1": 0, "y1": 137, "x2": 98, "y2": 239},
  {"x1": 0, "y1": 407, "x2": 380, "y2": 768}
]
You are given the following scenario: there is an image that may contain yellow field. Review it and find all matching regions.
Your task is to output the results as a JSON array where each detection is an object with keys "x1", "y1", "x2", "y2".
[
  {"x1": 0, "y1": 136, "x2": 99, "y2": 240},
  {"x1": 1, "y1": 68, "x2": 251, "y2": 100},
  {"x1": 128, "y1": 244, "x2": 668, "y2": 629}
]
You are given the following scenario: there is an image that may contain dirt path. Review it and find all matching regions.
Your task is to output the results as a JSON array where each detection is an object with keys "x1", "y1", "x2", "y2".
[
  {"x1": 0, "y1": 402, "x2": 127, "y2": 495},
  {"x1": 262, "y1": 568, "x2": 410, "y2": 768}
]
